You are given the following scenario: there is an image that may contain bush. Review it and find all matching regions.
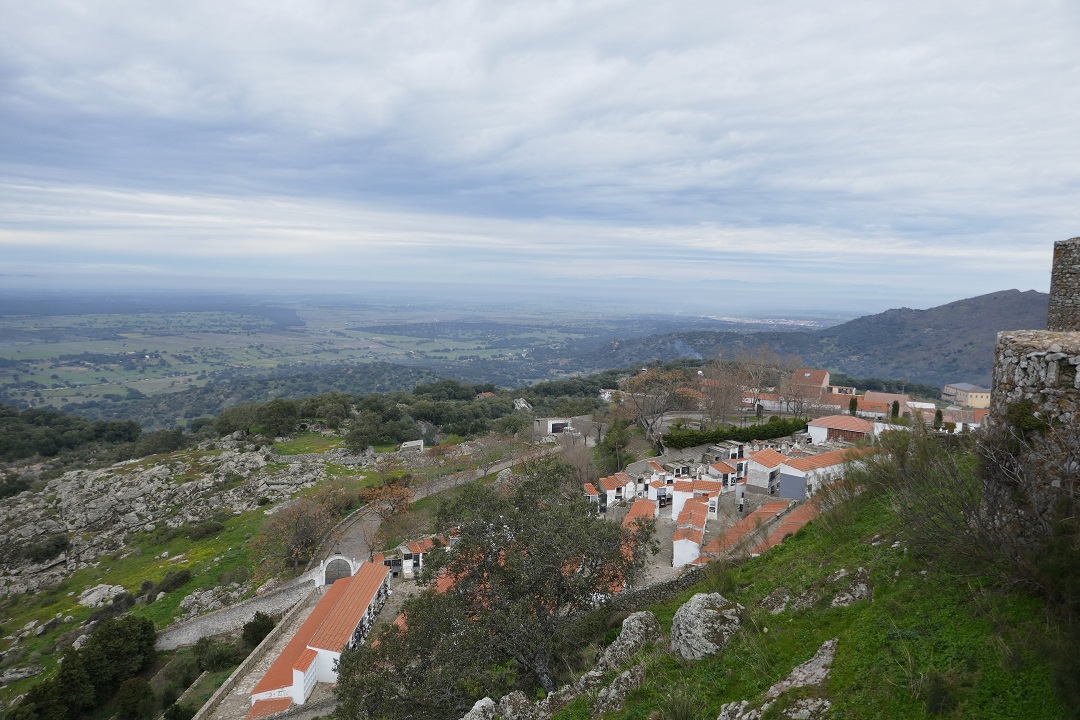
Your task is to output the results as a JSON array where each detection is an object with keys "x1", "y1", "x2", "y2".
[
  {"x1": 183, "y1": 520, "x2": 224, "y2": 541},
  {"x1": 194, "y1": 637, "x2": 239, "y2": 672},
  {"x1": 163, "y1": 703, "x2": 197, "y2": 720},
  {"x1": 242, "y1": 611, "x2": 276, "y2": 648},
  {"x1": 157, "y1": 569, "x2": 193, "y2": 594},
  {"x1": 115, "y1": 677, "x2": 155, "y2": 720}
]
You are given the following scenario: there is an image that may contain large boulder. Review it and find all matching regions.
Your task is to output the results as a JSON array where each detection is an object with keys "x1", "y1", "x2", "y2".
[
  {"x1": 591, "y1": 664, "x2": 646, "y2": 717},
  {"x1": 496, "y1": 691, "x2": 546, "y2": 720},
  {"x1": 460, "y1": 697, "x2": 496, "y2": 720},
  {"x1": 670, "y1": 593, "x2": 743, "y2": 660},
  {"x1": 595, "y1": 611, "x2": 662, "y2": 672}
]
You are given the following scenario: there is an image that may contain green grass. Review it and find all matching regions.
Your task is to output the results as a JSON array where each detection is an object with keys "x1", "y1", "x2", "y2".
[
  {"x1": 0, "y1": 508, "x2": 267, "y2": 707},
  {"x1": 272, "y1": 431, "x2": 344, "y2": 455},
  {"x1": 571, "y1": 494, "x2": 1067, "y2": 720}
]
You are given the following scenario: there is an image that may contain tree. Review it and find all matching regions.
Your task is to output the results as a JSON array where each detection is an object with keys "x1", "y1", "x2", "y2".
[
  {"x1": 891, "y1": 400, "x2": 901, "y2": 420},
  {"x1": 250, "y1": 498, "x2": 335, "y2": 578},
  {"x1": 359, "y1": 483, "x2": 415, "y2": 523},
  {"x1": 114, "y1": 677, "x2": 155, "y2": 720},
  {"x1": 933, "y1": 408, "x2": 944, "y2": 429},
  {"x1": 242, "y1": 611, "x2": 276, "y2": 648},
  {"x1": 849, "y1": 396, "x2": 858, "y2": 416},
  {"x1": 701, "y1": 357, "x2": 745, "y2": 428},
  {"x1": 336, "y1": 459, "x2": 656, "y2": 717},
  {"x1": 621, "y1": 368, "x2": 687, "y2": 438},
  {"x1": 736, "y1": 346, "x2": 783, "y2": 410}
]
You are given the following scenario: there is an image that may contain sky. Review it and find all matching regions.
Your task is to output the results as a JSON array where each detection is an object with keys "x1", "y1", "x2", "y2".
[{"x1": 1, "y1": 1, "x2": 1078, "y2": 316}]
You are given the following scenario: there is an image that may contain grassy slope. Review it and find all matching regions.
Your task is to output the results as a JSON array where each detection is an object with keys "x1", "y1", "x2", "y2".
[{"x1": 559, "y1": 493, "x2": 1066, "y2": 720}]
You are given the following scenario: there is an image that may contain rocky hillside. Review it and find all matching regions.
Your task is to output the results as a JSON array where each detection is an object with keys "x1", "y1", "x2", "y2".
[
  {"x1": 0, "y1": 436, "x2": 365, "y2": 597},
  {"x1": 576, "y1": 289, "x2": 1048, "y2": 388}
]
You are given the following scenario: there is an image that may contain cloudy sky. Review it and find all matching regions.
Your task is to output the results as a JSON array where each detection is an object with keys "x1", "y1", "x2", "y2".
[{"x1": 1, "y1": 1, "x2": 1077, "y2": 314}]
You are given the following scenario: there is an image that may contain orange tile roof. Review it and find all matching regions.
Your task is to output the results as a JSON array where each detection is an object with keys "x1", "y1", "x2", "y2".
[
  {"x1": 252, "y1": 579, "x2": 350, "y2": 695},
  {"x1": 782, "y1": 449, "x2": 852, "y2": 473},
  {"x1": 750, "y1": 502, "x2": 819, "y2": 555},
  {"x1": 673, "y1": 527, "x2": 704, "y2": 544},
  {"x1": 856, "y1": 397, "x2": 890, "y2": 413},
  {"x1": 749, "y1": 448, "x2": 789, "y2": 468},
  {"x1": 973, "y1": 408, "x2": 989, "y2": 422},
  {"x1": 675, "y1": 498, "x2": 708, "y2": 531},
  {"x1": 407, "y1": 537, "x2": 436, "y2": 554},
  {"x1": 672, "y1": 480, "x2": 695, "y2": 493},
  {"x1": 793, "y1": 368, "x2": 829, "y2": 388},
  {"x1": 702, "y1": 501, "x2": 790, "y2": 556},
  {"x1": 371, "y1": 552, "x2": 385, "y2": 564},
  {"x1": 622, "y1": 500, "x2": 656, "y2": 528},
  {"x1": 648, "y1": 461, "x2": 665, "y2": 473},
  {"x1": 583, "y1": 482, "x2": 598, "y2": 496},
  {"x1": 294, "y1": 648, "x2": 317, "y2": 672},
  {"x1": 693, "y1": 480, "x2": 723, "y2": 495},
  {"x1": 808, "y1": 415, "x2": 874, "y2": 433},
  {"x1": 649, "y1": 479, "x2": 665, "y2": 489},
  {"x1": 309, "y1": 563, "x2": 391, "y2": 651},
  {"x1": 598, "y1": 474, "x2": 629, "y2": 492},
  {"x1": 710, "y1": 461, "x2": 736, "y2": 474},
  {"x1": 246, "y1": 698, "x2": 293, "y2": 720}
]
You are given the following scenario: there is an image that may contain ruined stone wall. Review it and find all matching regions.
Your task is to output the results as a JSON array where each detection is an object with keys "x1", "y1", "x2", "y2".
[
  {"x1": 992, "y1": 330, "x2": 1080, "y2": 424},
  {"x1": 1047, "y1": 237, "x2": 1080, "y2": 332}
]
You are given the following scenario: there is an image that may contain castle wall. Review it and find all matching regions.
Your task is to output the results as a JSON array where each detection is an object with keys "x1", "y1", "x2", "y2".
[{"x1": 992, "y1": 330, "x2": 1080, "y2": 424}]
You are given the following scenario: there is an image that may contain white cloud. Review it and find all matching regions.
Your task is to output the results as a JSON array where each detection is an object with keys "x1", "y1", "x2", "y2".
[{"x1": 0, "y1": 0, "x2": 1076, "y2": 309}]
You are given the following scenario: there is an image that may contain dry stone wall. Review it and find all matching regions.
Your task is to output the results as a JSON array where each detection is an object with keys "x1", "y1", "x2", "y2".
[
  {"x1": 1047, "y1": 237, "x2": 1080, "y2": 332},
  {"x1": 992, "y1": 331, "x2": 1080, "y2": 424}
]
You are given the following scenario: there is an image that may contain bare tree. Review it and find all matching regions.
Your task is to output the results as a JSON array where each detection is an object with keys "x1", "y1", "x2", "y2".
[
  {"x1": 702, "y1": 355, "x2": 746, "y2": 427},
  {"x1": 621, "y1": 368, "x2": 687, "y2": 438},
  {"x1": 735, "y1": 346, "x2": 783, "y2": 411},
  {"x1": 251, "y1": 499, "x2": 335, "y2": 578}
]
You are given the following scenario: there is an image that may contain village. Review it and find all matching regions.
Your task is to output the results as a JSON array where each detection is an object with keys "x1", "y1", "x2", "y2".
[{"x1": 235, "y1": 365, "x2": 995, "y2": 720}]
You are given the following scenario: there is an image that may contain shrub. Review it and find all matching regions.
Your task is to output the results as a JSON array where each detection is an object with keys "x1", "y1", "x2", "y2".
[
  {"x1": 194, "y1": 637, "x2": 239, "y2": 672},
  {"x1": 183, "y1": 520, "x2": 224, "y2": 541},
  {"x1": 242, "y1": 611, "x2": 276, "y2": 648},
  {"x1": 163, "y1": 703, "x2": 197, "y2": 720},
  {"x1": 157, "y1": 570, "x2": 193, "y2": 594},
  {"x1": 115, "y1": 677, "x2": 155, "y2": 720}
]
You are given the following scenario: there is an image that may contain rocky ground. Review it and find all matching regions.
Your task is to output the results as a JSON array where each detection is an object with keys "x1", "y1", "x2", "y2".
[{"x1": 0, "y1": 436, "x2": 375, "y2": 597}]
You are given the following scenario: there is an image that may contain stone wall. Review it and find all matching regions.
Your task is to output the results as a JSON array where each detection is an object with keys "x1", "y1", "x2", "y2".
[
  {"x1": 157, "y1": 577, "x2": 316, "y2": 650},
  {"x1": 606, "y1": 567, "x2": 705, "y2": 610},
  {"x1": 1047, "y1": 237, "x2": 1080, "y2": 332},
  {"x1": 991, "y1": 330, "x2": 1080, "y2": 424}
]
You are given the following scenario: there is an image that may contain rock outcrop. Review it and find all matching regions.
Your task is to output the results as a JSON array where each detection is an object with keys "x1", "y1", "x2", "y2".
[
  {"x1": 595, "y1": 611, "x2": 661, "y2": 672},
  {"x1": 717, "y1": 638, "x2": 838, "y2": 720},
  {"x1": 669, "y1": 593, "x2": 743, "y2": 660},
  {"x1": 0, "y1": 441, "x2": 370, "y2": 597}
]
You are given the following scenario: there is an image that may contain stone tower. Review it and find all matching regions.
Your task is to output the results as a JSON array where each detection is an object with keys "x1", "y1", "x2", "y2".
[
  {"x1": 1047, "y1": 237, "x2": 1080, "y2": 332},
  {"x1": 991, "y1": 237, "x2": 1080, "y2": 424}
]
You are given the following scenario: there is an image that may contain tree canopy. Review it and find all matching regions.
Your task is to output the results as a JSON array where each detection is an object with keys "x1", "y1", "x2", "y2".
[{"x1": 335, "y1": 458, "x2": 656, "y2": 719}]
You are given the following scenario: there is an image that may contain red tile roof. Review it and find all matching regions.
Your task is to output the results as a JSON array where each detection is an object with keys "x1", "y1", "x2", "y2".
[
  {"x1": 673, "y1": 527, "x2": 704, "y2": 544},
  {"x1": 750, "y1": 502, "x2": 820, "y2": 555},
  {"x1": 793, "y1": 368, "x2": 829, "y2": 388},
  {"x1": 648, "y1": 461, "x2": 665, "y2": 473},
  {"x1": 246, "y1": 698, "x2": 293, "y2": 720},
  {"x1": 583, "y1": 482, "x2": 598, "y2": 497},
  {"x1": 710, "y1": 461, "x2": 736, "y2": 474},
  {"x1": 702, "y1": 501, "x2": 790, "y2": 556},
  {"x1": 749, "y1": 448, "x2": 789, "y2": 468},
  {"x1": 693, "y1": 480, "x2": 723, "y2": 495},
  {"x1": 252, "y1": 562, "x2": 390, "y2": 697},
  {"x1": 294, "y1": 648, "x2": 317, "y2": 672},
  {"x1": 598, "y1": 474, "x2": 630, "y2": 492},
  {"x1": 252, "y1": 578, "x2": 348, "y2": 696},
  {"x1": 782, "y1": 449, "x2": 852, "y2": 473},
  {"x1": 808, "y1": 415, "x2": 874, "y2": 433},
  {"x1": 672, "y1": 480, "x2": 695, "y2": 493},
  {"x1": 407, "y1": 537, "x2": 437, "y2": 555},
  {"x1": 309, "y1": 562, "x2": 391, "y2": 651},
  {"x1": 622, "y1": 500, "x2": 656, "y2": 528}
]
